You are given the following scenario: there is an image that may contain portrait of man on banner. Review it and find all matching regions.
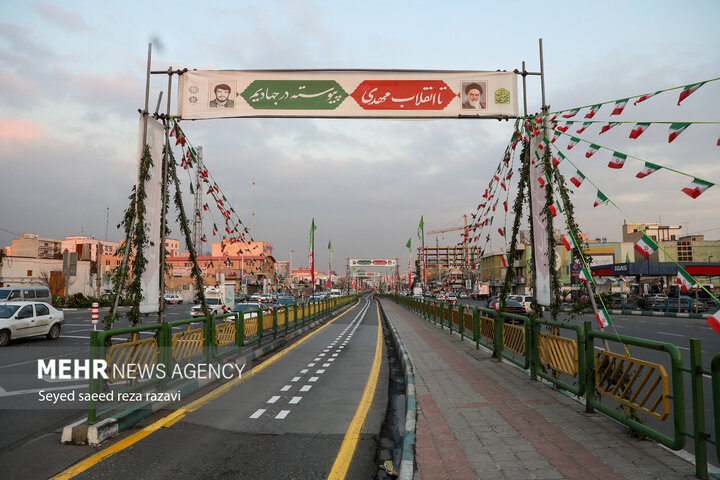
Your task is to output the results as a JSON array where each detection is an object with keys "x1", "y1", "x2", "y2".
[
  {"x1": 461, "y1": 81, "x2": 487, "y2": 110},
  {"x1": 209, "y1": 82, "x2": 236, "y2": 108}
]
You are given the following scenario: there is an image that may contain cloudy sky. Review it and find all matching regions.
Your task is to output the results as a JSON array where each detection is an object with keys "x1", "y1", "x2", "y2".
[{"x1": 1, "y1": 0, "x2": 719, "y2": 274}]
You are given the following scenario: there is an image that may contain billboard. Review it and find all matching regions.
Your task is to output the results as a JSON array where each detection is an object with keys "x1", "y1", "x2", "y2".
[
  {"x1": 178, "y1": 70, "x2": 518, "y2": 120},
  {"x1": 349, "y1": 259, "x2": 397, "y2": 267}
]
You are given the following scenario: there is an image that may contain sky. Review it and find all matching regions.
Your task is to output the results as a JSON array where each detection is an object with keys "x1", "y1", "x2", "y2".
[{"x1": 1, "y1": 0, "x2": 719, "y2": 274}]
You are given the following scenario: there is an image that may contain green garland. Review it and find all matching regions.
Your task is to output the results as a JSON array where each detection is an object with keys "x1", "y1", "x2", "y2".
[{"x1": 541, "y1": 143, "x2": 561, "y2": 319}]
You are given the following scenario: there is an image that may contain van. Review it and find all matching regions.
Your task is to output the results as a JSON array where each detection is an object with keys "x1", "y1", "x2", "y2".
[{"x1": 0, "y1": 286, "x2": 52, "y2": 305}]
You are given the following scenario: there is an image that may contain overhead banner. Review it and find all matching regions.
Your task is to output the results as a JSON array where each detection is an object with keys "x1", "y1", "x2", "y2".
[
  {"x1": 528, "y1": 134, "x2": 551, "y2": 306},
  {"x1": 349, "y1": 259, "x2": 398, "y2": 267},
  {"x1": 178, "y1": 70, "x2": 518, "y2": 120}
]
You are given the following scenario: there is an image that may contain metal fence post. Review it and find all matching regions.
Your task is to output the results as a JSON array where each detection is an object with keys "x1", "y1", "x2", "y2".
[
  {"x1": 439, "y1": 303, "x2": 444, "y2": 330},
  {"x1": 236, "y1": 313, "x2": 245, "y2": 348},
  {"x1": 690, "y1": 338, "x2": 709, "y2": 479},
  {"x1": 584, "y1": 321, "x2": 595, "y2": 414},
  {"x1": 493, "y1": 310, "x2": 503, "y2": 360},
  {"x1": 159, "y1": 322, "x2": 171, "y2": 391},
  {"x1": 272, "y1": 307, "x2": 278, "y2": 339},
  {"x1": 457, "y1": 304, "x2": 463, "y2": 337},
  {"x1": 529, "y1": 316, "x2": 538, "y2": 381},
  {"x1": 473, "y1": 308, "x2": 480, "y2": 349},
  {"x1": 285, "y1": 305, "x2": 289, "y2": 335},
  {"x1": 258, "y1": 308, "x2": 264, "y2": 346},
  {"x1": 204, "y1": 315, "x2": 213, "y2": 363}
]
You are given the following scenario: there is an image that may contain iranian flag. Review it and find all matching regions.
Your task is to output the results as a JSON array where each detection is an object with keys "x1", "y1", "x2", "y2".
[
  {"x1": 552, "y1": 152, "x2": 565, "y2": 166},
  {"x1": 608, "y1": 151, "x2": 627, "y2": 169},
  {"x1": 611, "y1": 98, "x2": 629, "y2": 116},
  {"x1": 570, "y1": 170, "x2": 586, "y2": 188},
  {"x1": 677, "y1": 81, "x2": 707, "y2": 105},
  {"x1": 562, "y1": 108, "x2": 581, "y2": 118},
  {"x1": 629, "y1": 122, "x2": 651, "y2": 139},
  {"x1": 668, "y1": 123, "x2": 691, "y2": 143},
  {"x1": 634, "y1": 90, "x2": 662, "y2": 106},
  {"x1": 595, "y1": 307, "x2": 612, "y2": 328},
  {"x1": 636, "y1": 162, "x2": 662, "y2": 178},
  {"x1": 501, "y1": 254, "x2": 508, "y2": 267},
  {"x1": 548, "y1": 200, "x2": 563, "y2": 218},
  {"x1": 676, "y1": 268, "x2": 697, "y2": 293},
  {"x1": 600, "y1": 122, "x2": 620, "y2": 134},
  {"x1": 567, "y1": 137, "x2": 580, "y2": 150},
  {"x1": 309, "y1": 218, "x2": 317, "y2": 286},
  {"x1": 561, "y1": 234, "x2": 576, "y2": 251},
  {"x1": 681, "y1": 178, "x2": 714, "y2": 199},
  {"x1": 551, "y1": 130, "x2": 562, "y2": 143},
  {"x1": 707, "y1": 310, "x2": 720, "y2": 336},
  {"x1": 585, "y1": 143, "x2": 601, "y2": 158},
  {"x1": 538, "y1": 172, "x2": 551, "y2": 188},
  {"x1": 578, "y1": 266, "x2": 592, "y2": 282},
  {"x1": 576, "y1": 122, "x2": 591, "y2": 134},
  {"x1": 556, "y1": 123, "x2": 570, "y2": 133},
  {"x1": 634, "y1": 234, "x2": 658, "y2": 258},
  {"x1": 498, "y1": 227, "x2": 505, "y2": 237},
  {"x1": 593, "y1": 190, "x2": 608, "y2": 207},
  {"x1": 585, "y1": 104, "x2": 602, "y2": 119},
  {"x1": 212, "y1": 223, "x2": 218, "y2": 236}
]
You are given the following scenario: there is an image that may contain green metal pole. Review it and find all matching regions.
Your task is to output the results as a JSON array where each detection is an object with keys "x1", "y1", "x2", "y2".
[
  {"x1": 237, "y1": 313, "x2": 245, "y2": 347},
  {"x1": 690, "y1": 338, "x2": 708, "y2": 479},
  {"x1": 584, "y1": 321, "x2": 595, "y2": 414},
  {"x1": 458, "y1": 304, "x2": 463, "y2": 337},
  {"x1": 473, "y1": 308, "x2": 480, "y2": 349},
  {"x1": 285, "y1": 305, "x2": 289, "y2": 335},
  {"x1": 439, "y1": 303, "x2": 444, "y2": 330},
  {"x1": 493, "y1": 310, "x2": 503, "y2": 360},
  {"x1": 258, "y1": 308, "x2": 263, "y2": 346},
  {"x1": 529, "y1": 316, "x2": 538, "y2": 381},
  {"x1": 272, "y1": 307, "x2": 278, "y2": 339}
]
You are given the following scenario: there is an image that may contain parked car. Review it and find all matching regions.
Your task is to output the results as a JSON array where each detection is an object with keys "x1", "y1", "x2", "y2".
[
  {"x1": 190, "y1": 297, "x2": 226, "y2": 317},
  {"x1": 512, "y1": 295, "x2": 534, "y2": 313},
  {"x1": 163, "y1": 293, "x2": 183, "y2": 305},
  {"x1": 487, "y1": 296, "x2": 527, "y2": 316},
  {"x1": 458, "y1": 291, "x2": 469, "y2": 299},
  {"x1": 0, "y1": 286, "x2": 52, "y2": 305},
  {"x1": 436, "y1": 293, "x2": 447, "y2": 301},
  {"x1": 0, "y1": 301, "x2": 64, "y2": 346},
  {"x1": 445, "y1": 293, "x2": 458, "y2": 304}
]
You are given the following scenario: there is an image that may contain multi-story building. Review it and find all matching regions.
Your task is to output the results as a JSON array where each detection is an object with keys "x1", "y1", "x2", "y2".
[{"x1": 6, "y1": 234, "x2": 62, "y2": 259}]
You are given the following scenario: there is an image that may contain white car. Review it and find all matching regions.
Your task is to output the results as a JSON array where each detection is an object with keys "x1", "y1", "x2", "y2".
[
  {"x1": 163, "y1": 293, "x2": 183, "y2": 305},
  {"x1": 190, "y1": 297, "x2": 227, "y2": 317},
  {"x1": 0, "y1": 301, "x2": 65, "y2": 346},
  {"x1": 512, "y1": 295, "x2": 534, "y2": 313}
]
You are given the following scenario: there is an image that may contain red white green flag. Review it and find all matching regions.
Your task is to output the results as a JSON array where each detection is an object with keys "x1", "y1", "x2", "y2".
[
  {"x1": 593, "y1": 190, "x2": 608, "y2": 207},
  {"x1": 634, "y1": 90, "x2": 662, "y2": 106},
  {"x1": 595, "y1": 307, "x2": 612, "y2": 328},
  {"x1": 677, "y1": 81, "x2": 707, "y2": 106},
  {"x1": 538, "y1": 171, "x2": 551, "y2": 188},
  {"x1": 634, "y1": 234, "x2": 658, "y2": 258},
  {"x1": 636, "y1": 161, "x2": 662, "y2": 178},
  {"x1": 608, "y1": 151, "x2": 627, "y2": 169},
  {"x1": 548, "y1": 200, "x2": 563, "y2": 218},
  {"x1": 576, "y1": 122, "x2": 592, "y2": 134},
  {"x1": 567, "y1": 137, "x2": 580, "y2": 150},
  {"x1": 585, "y1": 143, "x2": 601, "y2": 158},
  {"x1": 556, "y1": 123, "x2": 570, "y2": 133},
  {"x1": 585, "y1": 104, "x2": 602, "y2": 119},
  {"x1": 676, "y1": 268, "x2": 697, "y2": 293},
  {"x1": 578, "y1": 266, "x2": 592, "y2": 282},
  {"x1": 552, "y1": 151, "x2": 566, "y2": 166},
  {"x1": 212, "y1": 223, "x2": 218, "y2": 236},
  {"x1": 611, "y1": 98, "x2": 629, "y2": 115},
  {"x1": 668, "y1": 123, "x2": 691, "y2": 143},
  {"x1": 707, "y1": 310, "x2": 720, "y2": 336},
  {"x1": 570, "y1": 170, "x2": 586, "y2": 188},
  {"x1": 551, "y1": 130, "x2": 562, "y2": 143},
  {"x1": 629, "y1": 122, "x2": 651, "y2": 139},
  {"x1": 501, "y1": 254, "x2": 508, "y2": 267},
  {"x1": 562, "y1": 108, "x2": 581, "y2": 118},
  {"x1": 560, "y1": 234, "x2": 576, "y2": 251},
  {"x1": 309, "y1": 218, "x2": 317, "y2": 285},
  {"x1": 681, "y1": 178, "x2": 714, "y2": 199},
  {"x1": 498, "y1": 227, "x2": 505, "y2": 237},
  {"x1": 600, "y1": 122, "x2": 620, "y2": 134}
]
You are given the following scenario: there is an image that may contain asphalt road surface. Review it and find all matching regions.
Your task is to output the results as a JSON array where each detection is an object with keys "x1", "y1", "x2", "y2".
[{"x1": 45, "y1": 296, "x2": 388, "y2": 480}]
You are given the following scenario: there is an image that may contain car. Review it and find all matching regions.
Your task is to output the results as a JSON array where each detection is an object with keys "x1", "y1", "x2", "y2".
[
  {"x1": 259, "y1": 293, "x2": 273, "y2": 303},
  {"x1": 458, "y1": 291, "x2": 469, "y2": 299},
  {"x1": 445, "y1": 293, "x2": 458, "y2": 304},
  {"x1": 275, "y1": 295, "x2": 295, "y2": 306},
  {"x1": 190, "y1": 297, "x2": 227, "y2": 317},
  {"x1": 0, "y1": 301, "x2": 65, "y2": 346},
  {"x1": 0, "y1": 286, "x2": 53, "y2": 305},
  {"x1": 234, "y1": 293, "x2": 249, "y2": 304},
  {"x1": 512, "y1": 295, "x2": 534, "y2": 313},
  {"x1": 163, "y1": 293, "x2": 183, "y2": 305},
  {"x1": 489, "y1": 298, "x2": 526, "y2": 316},
  {"x1": 436, "y1": 293, "x2": 446, "y2": 301}
]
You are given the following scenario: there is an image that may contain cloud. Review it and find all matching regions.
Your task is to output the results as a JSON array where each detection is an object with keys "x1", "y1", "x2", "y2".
[{"x1": 32, "y1": 2, "x2": 93, "y2": 33}]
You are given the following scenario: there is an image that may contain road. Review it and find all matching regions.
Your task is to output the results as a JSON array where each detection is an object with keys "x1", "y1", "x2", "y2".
[{"x1": 3, "y1": 296, "x2": 388, "y2": 479}]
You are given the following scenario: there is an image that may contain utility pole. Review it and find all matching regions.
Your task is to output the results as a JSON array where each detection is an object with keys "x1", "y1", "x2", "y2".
[{"x1": 192, "y1": 146, "x2": 204, "y2": 256}]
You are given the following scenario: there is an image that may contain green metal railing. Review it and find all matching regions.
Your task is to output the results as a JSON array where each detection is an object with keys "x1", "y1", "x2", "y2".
[
  {"x1": 384, "y1": 294, "x2": 719, "y2": 479},
  {"x1": 87, "y1": 295, "x2": 358, "y2": 423}
]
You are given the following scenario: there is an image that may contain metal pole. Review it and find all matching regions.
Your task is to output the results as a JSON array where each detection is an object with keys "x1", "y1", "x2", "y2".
[
  {"x1": 539, "y1": 38, "x2": 547, "y2": 112},
  {"x1": 522, "y1": 60, "x2": 528, "y2": 117},
  {"x1": 159, "y1": 67, "x2": 173, "y2": 324},
  {"x1": 113, "y1": 43, "x2": 152, "y2": 315}
]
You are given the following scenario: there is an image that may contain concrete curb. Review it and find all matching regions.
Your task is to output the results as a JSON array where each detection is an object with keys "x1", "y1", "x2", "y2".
[
  {"x1": 61, "y1": 304, "x2": 354, "y2": 445},
  {"x1": 560, "y1": 306, "x2": 707, "y2": 319},
  {"x1": 377, "y1": 301, "x2": 416, "y2": 480}
]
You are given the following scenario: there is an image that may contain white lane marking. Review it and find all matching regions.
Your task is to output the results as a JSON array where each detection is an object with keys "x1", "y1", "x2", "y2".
[
  {"x1": 658, "y1": 331, "x2": 684, "y2": 337},
  {"x1": 328, "y1": 358, "x2": 335, "y2": 362},
  {"x1": 323, "y1": 363, "x2": 331, "y2": 367},
  {"x1": 275, "y1": 410, "x2": 290, "y2": 419},
  {"x1": 307, "y1": 363, "x2": 315, "y2": 367},
  {"x1": 300, "y1": 385, "x2": 311, "y2": 392},
  {"x1": 318, "y1": 353, "x2": 325, "y2": 357},
  {"x1": 289, "y1": 396, "x2": 302, "y2": 404},
  {"x1": 281, "y1": 385, "x2": 291, "y2": 391},
  {"x1": 0, "y1": 384, "x2": 88, "y2": 398},
  {"x1": 332, "y1": 353, "x2": 338, "y2": 357},
  {"x1": 291, "y1": 376, "x2": 301, "y2": 382},
  {"x1": 301, "y1": 369, "x2": 308, "y2": 374},
  {"x1": 309, "y1": 376, "x2": 319, "y2": 382},
  {"x1": 314, "y1": 357, "x2": 321, "y2": 361},
  {"x1": 250, "y1": 409, "x2": 266, "y2": 419},
  {"x1": 267, "y1": 396, "x2": 280, "y2": 404},
  {"x1": 316, "y1": 369, "x2": 325, "y2": 374}
]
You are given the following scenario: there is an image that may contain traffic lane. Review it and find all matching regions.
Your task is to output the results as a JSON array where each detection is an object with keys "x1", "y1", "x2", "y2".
[{"x1": 70, "y1": 298, "x2": 386, "y2": 480}]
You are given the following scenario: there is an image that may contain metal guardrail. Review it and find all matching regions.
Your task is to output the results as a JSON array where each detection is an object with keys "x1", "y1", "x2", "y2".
[{"x1": 383, "y1": 294, "x2": 718, "y2": 479}]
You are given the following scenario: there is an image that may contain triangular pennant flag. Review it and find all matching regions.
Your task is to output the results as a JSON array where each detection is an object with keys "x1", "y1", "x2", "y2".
[
  {"x1": 608, "y1": 151, "x2": 627, "y2": 169},
  {"x1": 600, "y1": 122, "x2": 620, "y2": 134},
  {"x1": 636, "y1": 162, "x2": 662, "y2": 179},
  {"x1": 498, "y1": 227, "x2": 505, "y2": 237},
  {"x1": 629, "y1": 122, "x2": 651, "y2": 139},
  {"x1": 551, "y1": 130, "x2": 562, "y2": 143},
  {"x1": 634, "y1": 90, "x2": 662, "y2": 106},
  {"x1": 595, "y1": 307, "x2": 612, "y2": 328},
  {"x1": 593, "y1": 190, "x2": 608, "y2": 207},
  {"x1": 556, "y1": 123, "x2": 570, "y2": 133},
  {"x1": 567, "y1": 137, "x2": 580, "y2": 150},
  {"x1": 578, "y1": 266, "x2": 592, "y2": 282},
  {"x1": 538, "y1": 172, "x2": 550, "y2": 188},
  {"x1": 611, "y1": 98, "x2": 629, "y2": 116},
  {"x1": 668, "y1": 123, "x2": 691, "y2": 143},
  {"x1": 562, "y1": 108, "x2": 581, "y2": 119},
  {"x1": 576, "y1": 122, "x2": 592, "y2": 134},
  {"x1": 501, "y1": 254, "x2": 508, "y2": 267},
  {"x1": 561, "y1": 234, "x2": 576, "y2": 251},
  {"x1": 707, "y1": 310, "x2": 720, "y2": 336},
  {"x1": 201, "y1": 234, "x2": 207, "y2": 243},
  {"x1": 634, "y1": 234, "x2": 658, "y2": 258},
  {"x1": 585, "y1": 143, "x2": 601, "y2": 158},
  {"x1": 677, "y1": 81, "x2": 706, "y2": 106},
  {"x1": 681, "y1": 178, "x2": 714, "y2": 199},
  {"x1": 548, "y1": 200, "x2": 562, "y2": 217},
  {"x1": 570, "y1": 170, "x2": 586, "y2": 188},
  {"x1": 676, "y1": 268, "x2": 697, "y2": 293},
  {"x1": 585, "y1": 104, "x2": 602, "y2": 119},
  {"x1": 552, "y1": 151, "x2": 566, "y2": 167}
]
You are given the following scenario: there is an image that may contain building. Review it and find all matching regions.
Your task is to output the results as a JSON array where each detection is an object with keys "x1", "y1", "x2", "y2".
[
  {"x1": 61, "y1": 236, "x2": 120, "y2": 262},
  {"x1": 6, "y1": 234, "x2": 62, "y2": 259},
  {"x1": 0, "y1": 256, "x2": 95, "y2": 296}
]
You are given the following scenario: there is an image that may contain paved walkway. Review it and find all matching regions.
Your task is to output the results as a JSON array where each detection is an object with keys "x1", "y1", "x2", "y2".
[{"x1": 379, "y1": 299, "x2": 698, "y2": 480}]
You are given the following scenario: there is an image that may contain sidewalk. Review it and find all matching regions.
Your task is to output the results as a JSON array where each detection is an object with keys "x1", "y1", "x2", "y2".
[{"x1": 379, "y1": 299, "x2": 698, "y2": 480}]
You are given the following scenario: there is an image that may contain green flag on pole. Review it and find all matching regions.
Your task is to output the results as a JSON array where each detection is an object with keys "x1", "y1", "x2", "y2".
[
  {"x1": 309, "y1": 219, "x2": 317, "y2": 287},
  {"x1": 406, "y1": 238, "x2": 411, "y2": 250},
  {"x1": 417, "y1": 216, "x2": 424, "y2": 240}
]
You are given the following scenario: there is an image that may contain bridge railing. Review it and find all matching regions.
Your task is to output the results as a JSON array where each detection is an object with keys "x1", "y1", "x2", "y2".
[{"x1": 382, "y1": 294, "x2": 718, "y2": 479}]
